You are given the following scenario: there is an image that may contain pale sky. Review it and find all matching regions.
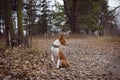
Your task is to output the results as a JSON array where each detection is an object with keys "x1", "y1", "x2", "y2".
[
  {"x1": 56, "y1": 0, "x2": 63, "y2": 5},
  {"x1": 108, "y1": 0, "x2": 120, "y2": 7},
  {"x1": 55, "y1": 0, "x2": 120, "y2": 8}
]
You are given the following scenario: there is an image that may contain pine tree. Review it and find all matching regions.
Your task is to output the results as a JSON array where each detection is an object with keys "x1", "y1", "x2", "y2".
[{"x1": 37, "y1": 0, "x2": 49, "y2": 35}]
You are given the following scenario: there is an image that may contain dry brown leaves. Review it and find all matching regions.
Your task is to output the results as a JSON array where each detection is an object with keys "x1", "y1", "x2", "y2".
[{"x1": 0, "y1": 36, "x2": 120, "y2": 80}]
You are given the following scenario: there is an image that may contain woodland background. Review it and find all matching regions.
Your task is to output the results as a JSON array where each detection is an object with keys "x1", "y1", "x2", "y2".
[
  {"x1": 0, "y1": 0, "x2": 120, "y2": 80},
  {"x1": 0, "y1": 0, "x2": 120, "y2": 48}
]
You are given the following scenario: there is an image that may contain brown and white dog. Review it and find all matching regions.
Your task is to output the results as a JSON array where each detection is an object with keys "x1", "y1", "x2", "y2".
[{"x1": 51, "y1": 35, "x2": 69, "y2": 69}]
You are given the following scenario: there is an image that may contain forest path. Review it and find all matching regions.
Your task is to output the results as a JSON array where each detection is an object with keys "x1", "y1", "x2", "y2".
[
  {"x1": 0, "y1": 36, "x2": 120, "y2": 80},
  {"x1": 32, "y1": 36, "x2": 120, "y2": 80}
]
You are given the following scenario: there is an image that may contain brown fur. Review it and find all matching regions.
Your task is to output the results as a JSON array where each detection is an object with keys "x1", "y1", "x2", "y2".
[
  {"x1": 51, "y1": 35, "x2": 69, "y2": 68},
  {"x1": 58, "y1": 49, "x2": 69, "y2": 68},
  {"x1": 58, "y1": 35, "x2": 66, "y2": 45}
]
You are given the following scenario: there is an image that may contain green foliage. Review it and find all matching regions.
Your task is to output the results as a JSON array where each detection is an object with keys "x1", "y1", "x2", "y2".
[
  {"x1": 75, "y1": 0, "x2": 109, "y2": 33},
  {"x1": 50, "y1": 1, "x2": 68, "y2": 32},
  {"x1": 36, "y1": 0, "x2": 49, "y2": 35}
]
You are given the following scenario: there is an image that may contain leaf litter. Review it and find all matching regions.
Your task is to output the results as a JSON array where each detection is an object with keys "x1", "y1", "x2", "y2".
[{"x1": 0, "y1": 37, "x2": 120, "y2": 80}]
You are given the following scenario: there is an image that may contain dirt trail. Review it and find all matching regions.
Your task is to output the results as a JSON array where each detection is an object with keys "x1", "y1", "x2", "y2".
[
  {"x1": 66, "y1": 38, "x2": 120, "y2": 80},
  {"x1": 32, "y1": 37, "x2": 120, "y2": 80},
  {"x1": 0, "y1": 37, "x2": 120, "y2": 80}
]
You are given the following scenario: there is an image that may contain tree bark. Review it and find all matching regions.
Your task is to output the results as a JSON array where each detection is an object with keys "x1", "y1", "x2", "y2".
[
  {"x1": 63, "y1": 0, "x2": 79, "y2": 34},
  {"x1": 1, "y1": 0, "x2": 15, "y2": 48},
  {"x1": 16, "y1": 0, "x2": 24, "y2": 45}
]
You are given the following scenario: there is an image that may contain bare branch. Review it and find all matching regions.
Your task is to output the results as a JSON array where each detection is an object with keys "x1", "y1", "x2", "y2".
[{"x1": 109, "y1": 5, "x2": 120, "y2": 14}]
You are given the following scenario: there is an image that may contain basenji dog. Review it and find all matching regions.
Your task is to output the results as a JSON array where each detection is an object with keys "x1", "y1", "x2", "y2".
[{"x1": 51, "y1": 35, "x2": 69, "y2": 69}]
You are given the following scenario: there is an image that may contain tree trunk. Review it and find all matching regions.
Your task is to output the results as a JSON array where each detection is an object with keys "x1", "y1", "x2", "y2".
[
  {"x1": 63, "y1": 0, "x2": 79, "y2": 34},
  {"x1": 1, "y1": 0, "x2": 15, "y2": 48},
  {"x1": 71, "y1": 0, "x2": 78, "y2": 34},
  {"x1": 16, "y1": 0, "x2": 24, "y2": 45}
]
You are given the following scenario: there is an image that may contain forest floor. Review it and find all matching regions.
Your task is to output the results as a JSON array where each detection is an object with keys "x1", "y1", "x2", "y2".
[{"x1": 0, "y1": 36, "x2": 120, "y2": 80}]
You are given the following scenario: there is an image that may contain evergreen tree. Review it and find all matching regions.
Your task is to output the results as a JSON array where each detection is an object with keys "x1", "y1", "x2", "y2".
[
  {"x1": 50, "y1": 1, "x2": 67, "y2": 33},
  {"x1": 37, "y1": 0, "x2": 49, "y2": 35},
  {"x1": 63, "y1": 0, "x2": 111, "y2": 35}
]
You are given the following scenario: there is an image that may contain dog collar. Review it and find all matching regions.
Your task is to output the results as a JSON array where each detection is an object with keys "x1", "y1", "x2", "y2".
[{"x1": 52, "y1": 44, "x2": 59, "y2": 48}]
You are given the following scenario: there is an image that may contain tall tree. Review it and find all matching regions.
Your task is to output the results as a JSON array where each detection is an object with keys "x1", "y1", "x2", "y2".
[
  {"x1": 16, "y1": 0, "x2": 24, "y2": 44},
  {"x1": 50, "y1": 1, "x2": 67, "y2": 33},
  {"x1": 37, "y1": 0, "x2": 49, "y2": 35},
  {"x1": 63, "y1": 0, "x2": 78, "y2": 34},
  {"x1": 24, "y1": 0, "x2": 38, "y2": 47},
  {"x1": 1, "y1": 0, "x2": 15, "y2": 48},
  {"x1": 63, "y1": 0, "x2": 119, "y2": 36}
]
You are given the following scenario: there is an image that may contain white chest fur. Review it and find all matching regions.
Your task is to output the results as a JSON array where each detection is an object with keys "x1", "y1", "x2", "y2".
[
  {"x1": 51, "y1": 39, "x2": 60, "y2": 56},
  {"x1": 51, "y1": 46, "x2": 59, "y2": 56}
]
